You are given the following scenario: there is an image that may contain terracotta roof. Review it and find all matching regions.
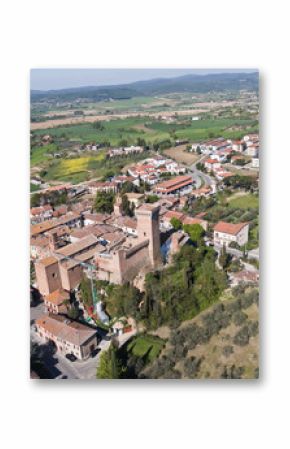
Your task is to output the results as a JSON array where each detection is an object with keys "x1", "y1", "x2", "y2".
[
  {"x1": 30, "y1": 235, "x2": 49, "y2": 248},
  {"x1": 31, "y1": 204, "x2": 53, "y2": 216},
  {"x1": 43, "y1": 184, "x2": 71, "y2": 193},
  {"x1": 163, "y1": 211, "x2": 185, "y2": 222},
  {"x1": 102, "y1": 231, "x2": 125, "y2": 244},
  {"x1": 36, "y1": 314, "x2": 96, "y2": 346},
  {"x1": 156, "y1": 175, "x2": 192, "y2": 190},
  {"x1": 205, "y1": 158, "x2": 220, "y2": 164},
  {"x1": 70, "y1": 225, "x2": 104, "y2": 240},
  {"x1": 31, "y1": 213, "x2": 81, "y2": 237},
  {"x1": 115, "y1": 216, "x2": 137, "y2": 229},
  {"x1": 56, "y1": 234, "x2": 99, "y2": 258},
  {"x1": 83, "y1": 212, "x2": 110, "y2": 223},
  {"x1": 182, "y1": 216, "x2": 207, "y2": 226},
  {"x1": 45, "y1": 289, "x2": 70, "y2": 305},
  {"x1": 214, "y1": 221, "x2": 248, "y2": 235},
  {"x1": 191, "y1": 186, "x2": 211, "y2": 195},
  {"x1": 37, "y1": 256, "x2": 58, "y2": 267},
  {"x1": 89, "y1": 181, "x2": 117, "y2": 189}
]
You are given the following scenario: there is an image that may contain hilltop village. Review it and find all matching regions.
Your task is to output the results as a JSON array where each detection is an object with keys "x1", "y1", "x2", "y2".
[{"x1": 30, "y1": 132, "x2": 259, "y2": 379}]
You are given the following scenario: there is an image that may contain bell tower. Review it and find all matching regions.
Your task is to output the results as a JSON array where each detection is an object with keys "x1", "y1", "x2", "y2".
[{"x1": 136, "y1": 204, "x2": 161, "y2": 268}]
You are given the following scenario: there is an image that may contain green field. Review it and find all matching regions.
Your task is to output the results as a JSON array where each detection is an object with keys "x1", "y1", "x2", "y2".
[
  {"x1": 43, "y1": 153, "x2": 106, "y2": 183},
  {"x1": 32, "y1": 117, "x2": 169, "y2": 146},
  {"x1": 40, "y1": 149, "x2": 150, "y2": 183},
  {"x1": 32, "y1": 117, "x2": 258, "y2": 147},
  {"x1": 31, "y1": 116, "x2": 258, "y2": 183},
  {"x1": 30, "y1": 143, "x2": 58, "y2": 166},
  {"x1": 126, "y1": 334, "x2": 165, "y2": 363},
  {"x1": 228, "y1": 193, "x2": 259, "y2": 209}
]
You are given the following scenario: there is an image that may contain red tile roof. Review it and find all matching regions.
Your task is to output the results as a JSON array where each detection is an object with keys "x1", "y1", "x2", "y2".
[
  {"x1": 163, "y1": 211, "x2": 185, "y2": 222},
  {"x1": 214, "y1": 221, "x2": 248, "y2": 235},
  {"x1": 155, "y1": 176, "x2": 193, "y2": 193},
  {"x1": 45, "y1": 289, "x2": 70, "y2": 305},
  {"x1": 205, "y1": 158, "x2": 220, "y2": 164}
]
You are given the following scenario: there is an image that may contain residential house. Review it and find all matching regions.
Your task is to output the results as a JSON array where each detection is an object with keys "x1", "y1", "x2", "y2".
[
  {"x1": 204, "y1": 158, "x2": 221, "y2": 172},
  {"x1": 44, "y1": 289, "x2": 70, "y2": 315},
  {"x1": 213, "y1": 221, "x2": 249, "y2": 247},
  {"x1": 30, "y1": 204, "x2": 53, "y2": 224},
  {"x1": 35, "y1": 314, "x2": 98, "y2": 360}
]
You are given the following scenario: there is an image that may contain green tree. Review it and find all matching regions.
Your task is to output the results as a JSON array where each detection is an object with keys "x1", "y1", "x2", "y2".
[
  {"x1": 96, "y1": 342, "x2": 123, "y2": 379},
  {"x1": 146, "y1": 194, "x2": 159, "y2": 204},
  {"x1": 94, "y1": 191, "x2": 115, "y2": 214},
  {"x1": 106, "y1": 283, "x2": 141, "y2": 318},
  {"x1": 121, "y1": 194, "x2": 134, "y2": 217},
  {"x1": 170, "y1": 217, "x2": 182, "y2": 230},
  {"x1": 79, "y1": 277, "x2": 93, "y2": 308},
  {"x1": 219, "y1": 244, "x2": 232, "y2": 270},
  {"x1": 92, "y1": 121, "x2": 105, "y2": 130},
  {"x1": 67, "y1": 305, "x2": 79, "y2": 320},
  {"x1": 121, "y1": 181, "x2": 137, "y2": 194},
  {"x1": 193, "y1": 258, "x2": 227, "y2": 310},
  {"x1": 183, "y1": 223, "x2": 205, "y2": 243},
  {"x1": 31, "y1": 193, "x2": 41, "y2": 207}
]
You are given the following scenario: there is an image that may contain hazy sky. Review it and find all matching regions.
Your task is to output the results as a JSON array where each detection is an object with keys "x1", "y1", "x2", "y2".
[{"x1": 30, "y1": 68, "x2": 256, "y2": 91}]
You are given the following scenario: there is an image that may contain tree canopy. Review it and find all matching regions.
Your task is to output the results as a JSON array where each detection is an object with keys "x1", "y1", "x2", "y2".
[
  {"x1": 170, "y1": 217, "x2": 182, "y2": 230},
  {"x1": 94, "y1": 191, "x2": 115, "y2": 214},
  {"x1": 183, "y1": 223, "x2": 205, "y2": 243},
  {"x1": 96, "y1": 342, "x2": 123, "y2": 379}
]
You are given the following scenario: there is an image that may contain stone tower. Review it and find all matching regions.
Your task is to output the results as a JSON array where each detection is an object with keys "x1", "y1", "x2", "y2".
[
  {"x1": 35, "y1": 257, "x2": 61, "y2": 296},
  {"x1": 136, "y1": 203, "x2": 162, "y2": 268},
  {"x1": 114, "y1": 194, "x2": 123, "y2": 217}
]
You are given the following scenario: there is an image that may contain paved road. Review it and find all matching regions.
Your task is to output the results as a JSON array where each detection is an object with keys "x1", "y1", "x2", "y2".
[
  {"x1": 248, "y1": 247, "x2": 259, "y2": 260},
  {"x1": 30, "y1": 302, "x2": 137, "y2": 379},
  {"x1": 188, "y1": 156, "x2": 216, "y2": 189}
]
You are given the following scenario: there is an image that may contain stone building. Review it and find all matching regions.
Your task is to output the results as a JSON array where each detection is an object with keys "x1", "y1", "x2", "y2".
[
  {"x1": 35, "y1": 203, "x2": 162, "y2": 294},
  {"x1": 35, "y1": 314, "x2": 98, "y2": 360}
]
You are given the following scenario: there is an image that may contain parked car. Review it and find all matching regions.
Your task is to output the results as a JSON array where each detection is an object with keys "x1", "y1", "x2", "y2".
[{"x1": 65, "y1": 353, "x2": 77, "y2": 362}]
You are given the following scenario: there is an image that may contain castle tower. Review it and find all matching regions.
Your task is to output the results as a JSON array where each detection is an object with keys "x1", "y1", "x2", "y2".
[
  {"x1": 114, "y1": 194, "x2": 123, "y2": 217},
  {"x1": 35, "y1": 257, "x2": 61, "y2": 296},
  {"x1": 136, "y1": 204, "x2": 162, "y2": 268}
]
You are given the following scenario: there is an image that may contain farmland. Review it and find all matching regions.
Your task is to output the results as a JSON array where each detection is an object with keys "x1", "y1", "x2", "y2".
[
  {"x1": 163, "y1": 145, "x2": 200, "y2": 165},
  {"x1": 30, "y1": 114, "x2": 258, "y2": 183},
  {"x1": 32, "y1": 116, "x2": 258, "y2": 147},
  {"x1": 43, "y1": 153, "x2": 106, "y2": 183},
  {"x1": 34, "y1": 149, "x2": 152, "y2": 183}
]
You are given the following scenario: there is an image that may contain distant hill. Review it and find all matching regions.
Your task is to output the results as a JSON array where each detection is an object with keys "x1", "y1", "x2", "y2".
[{"x1": 31, "y1": 72, "x2": 259, "y2": 102}]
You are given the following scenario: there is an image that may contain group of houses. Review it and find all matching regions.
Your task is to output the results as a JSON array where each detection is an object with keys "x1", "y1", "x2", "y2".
[
  {"x1": 192, "y1": 134, "x2": 260, "y2": 173},
  {"x1": 127, "y1": 155, "x2": 186, "y2": 186}
]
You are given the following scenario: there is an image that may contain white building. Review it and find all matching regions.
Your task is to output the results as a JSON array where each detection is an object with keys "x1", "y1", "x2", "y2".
[{"x1": 213, "y1": 221, "x2": 249, "y2": 247}]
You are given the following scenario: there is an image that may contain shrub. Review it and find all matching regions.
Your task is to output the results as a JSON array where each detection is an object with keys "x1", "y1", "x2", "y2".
[
  {"x1": 233, "y1": 326, "x2": 250, "y2": 346},
  {"x1": 221, "y1": 365, "x2": 245, "y2": 379},
  {"x1": 232, "y1": 311, "x2": 248, "y2": 326},
  {"x1": 184, "y1": 356, "x2": 203, "y2": 378},
  {"x1": 248, "y1": 320, "x2": 259, "y2": 337},
  {"x1": 222, "y1": 345, "x2": 234, "y2": 358}
]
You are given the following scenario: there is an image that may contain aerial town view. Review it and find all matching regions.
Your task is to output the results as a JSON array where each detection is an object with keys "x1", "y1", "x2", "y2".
[{"x1": 30, "y1": 69, "x2": 259, "y2": 379}]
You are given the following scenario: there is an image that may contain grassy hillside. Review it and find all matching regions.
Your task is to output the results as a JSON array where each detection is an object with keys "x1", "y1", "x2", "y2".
[{"x1": 142, "y1": 286, "x2": 259, "y2": 379}]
